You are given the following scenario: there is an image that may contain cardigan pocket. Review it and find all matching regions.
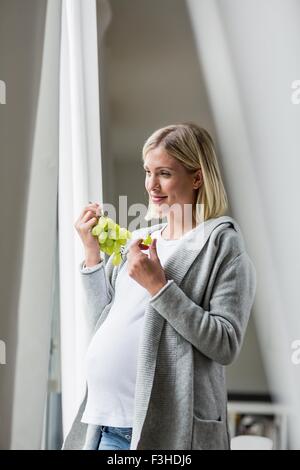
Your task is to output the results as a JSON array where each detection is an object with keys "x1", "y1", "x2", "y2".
[{"x1": 191, "y1": 415, "x2": 228, "y2": 450}]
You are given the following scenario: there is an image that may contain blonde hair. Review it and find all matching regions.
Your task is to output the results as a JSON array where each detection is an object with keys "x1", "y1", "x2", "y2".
[{"x1": 142, "y1": 122, "x2": 229, "y2": 224}]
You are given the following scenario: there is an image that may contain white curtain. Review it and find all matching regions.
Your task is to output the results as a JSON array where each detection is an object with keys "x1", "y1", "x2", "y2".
[{"x1": 59, "y1": 0, "x2": 104, "y2": 439}]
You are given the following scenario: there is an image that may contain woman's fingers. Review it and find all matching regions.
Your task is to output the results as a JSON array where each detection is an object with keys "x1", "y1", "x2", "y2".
[
  {"x1": 138, "y1": 243, "x2": 149, "y2": 250},
  {"x1": 80, "y1": 203, "x2": 98, "y2": 218},
  {"x1": 85, "y1": 216, "x2": 98, "y2": 232},
  {"x1": 75, "y1": 203, "x2": 101, "y2": 227},
  {"x1": 82, "y1": 210, "x2": 96, "y2": 224},
  {"x1": 73, "y1": 203, "x2": 103, "y2": 251}
]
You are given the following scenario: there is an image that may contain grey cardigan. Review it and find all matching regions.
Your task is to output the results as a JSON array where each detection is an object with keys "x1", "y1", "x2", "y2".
[{"x1": 62, "y1": 215, "x2": 256, "y2": 450}]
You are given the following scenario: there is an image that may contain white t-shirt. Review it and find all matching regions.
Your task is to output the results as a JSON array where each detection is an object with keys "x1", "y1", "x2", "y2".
[{"x1": 81, "y1": 226, "x2": 183, "y2": 427}]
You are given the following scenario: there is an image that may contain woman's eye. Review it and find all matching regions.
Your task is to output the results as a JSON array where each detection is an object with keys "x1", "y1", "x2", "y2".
[{"x1": 144, "y1": 171, "x2": 170, "y2": 176}]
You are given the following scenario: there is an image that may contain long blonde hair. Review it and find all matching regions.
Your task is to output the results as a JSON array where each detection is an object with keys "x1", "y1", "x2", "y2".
[{"x1": 142, "y1": 122, "x2": 229, "y2": 224}]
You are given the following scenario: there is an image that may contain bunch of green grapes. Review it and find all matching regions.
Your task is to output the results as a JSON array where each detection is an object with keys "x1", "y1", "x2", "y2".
[{"x1": 91, "y1": 215, "x2": 152, "y2": 266}]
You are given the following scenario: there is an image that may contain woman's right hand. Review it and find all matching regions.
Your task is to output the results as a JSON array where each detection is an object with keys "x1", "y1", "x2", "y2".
[{"x1": 74, "y1": 202, "x2": 102, "y2": 253}]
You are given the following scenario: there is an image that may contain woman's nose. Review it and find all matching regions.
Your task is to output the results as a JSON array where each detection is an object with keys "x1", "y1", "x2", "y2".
[{"x1": 147, "y1": 175, "x2": 160, "y2": 191}]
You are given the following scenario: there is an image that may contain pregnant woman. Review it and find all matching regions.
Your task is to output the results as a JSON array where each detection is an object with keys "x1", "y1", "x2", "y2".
[{"x1": 62, "y1": 122, "x2": 256, "y2": 450}]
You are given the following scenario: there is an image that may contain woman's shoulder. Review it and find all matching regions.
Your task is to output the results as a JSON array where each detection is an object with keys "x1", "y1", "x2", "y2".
[{"x1": 209, "y1": 216, "x2": 247, "y2": 258}]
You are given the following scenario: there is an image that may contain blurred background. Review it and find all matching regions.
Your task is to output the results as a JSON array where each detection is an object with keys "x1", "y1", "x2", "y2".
[{"x1": 0, "y1": 0, "x2": 299, "y2": 450}]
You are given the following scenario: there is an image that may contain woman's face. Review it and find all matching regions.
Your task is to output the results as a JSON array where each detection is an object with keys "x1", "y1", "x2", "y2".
[{"x1": 144, "y1": 146, "x2": 201, "y2": 219}]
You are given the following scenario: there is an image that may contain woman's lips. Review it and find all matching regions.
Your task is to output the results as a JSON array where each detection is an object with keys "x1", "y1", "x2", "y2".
[{"x1": 151, "y1": 196, "x2": 167, "y2": 204}]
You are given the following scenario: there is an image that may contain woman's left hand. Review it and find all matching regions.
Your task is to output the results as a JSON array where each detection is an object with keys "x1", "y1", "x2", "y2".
[{"x1": 127, "y1": 238, "x2": 168, "y2": 296}]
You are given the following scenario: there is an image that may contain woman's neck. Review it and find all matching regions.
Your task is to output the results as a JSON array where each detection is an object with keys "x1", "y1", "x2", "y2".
[{"x1": 161, "y1": 220, "x2": 197, "y2": 240}]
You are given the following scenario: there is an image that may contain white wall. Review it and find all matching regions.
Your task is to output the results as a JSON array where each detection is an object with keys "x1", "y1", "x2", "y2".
[
  {"x1": 187, "y1": 0, "x2": 300, "y2": 447},
  {"x1": 0, "y1": 0, "x2": 61, "y2": 449},
  {"x1": 0, "y1": 0, "x2": 48, "y2": 449}
]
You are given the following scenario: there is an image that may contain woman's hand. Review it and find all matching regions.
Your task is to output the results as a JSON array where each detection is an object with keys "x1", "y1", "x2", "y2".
[
  {"x1": 74, "y1": 202, "x2": 102, "y2": 252},
  {"x1": 127, "y1": 238, "x2": 168, "y2": 296}
]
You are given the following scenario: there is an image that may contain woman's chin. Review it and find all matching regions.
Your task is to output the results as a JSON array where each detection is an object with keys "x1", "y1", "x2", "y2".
[{"x1": 154, "y1": 206, "x2": 169, "y2": 218}]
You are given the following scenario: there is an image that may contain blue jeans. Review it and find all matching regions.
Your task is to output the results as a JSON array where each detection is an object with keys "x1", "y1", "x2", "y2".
[
  {"x1": 99, "y1": 426, "x2": 132, "y2": 450},
  {"x1": 83, "y1": 424, "x2": 132, "y2": 450}
]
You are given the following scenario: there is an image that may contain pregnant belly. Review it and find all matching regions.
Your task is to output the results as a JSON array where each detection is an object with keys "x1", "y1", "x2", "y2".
[{"x1": 85, "y1": 323, "x2": 141, "y2": 389}]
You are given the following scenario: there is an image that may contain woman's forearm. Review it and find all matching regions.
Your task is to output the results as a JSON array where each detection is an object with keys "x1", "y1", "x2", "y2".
[{"x1": 84, "y1": 250, "x2": 103, "y2": 267}]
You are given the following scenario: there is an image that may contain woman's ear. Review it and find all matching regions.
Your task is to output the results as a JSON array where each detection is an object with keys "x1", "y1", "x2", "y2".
[{"x1": 193, "y1": 169, "x2": 203, "y2": 189}]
